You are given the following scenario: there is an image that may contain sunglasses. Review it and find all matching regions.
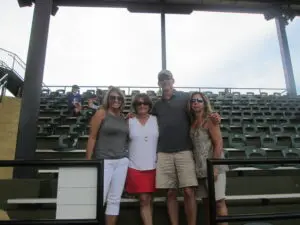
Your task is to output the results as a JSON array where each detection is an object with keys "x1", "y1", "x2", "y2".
[
  {"x1": 135, "y1": 101, "x2": 150, "y2": 106},
  {"x1": 190, "y1": 98, "x2": 204, "y2": 103},
  {"x1": 109, "y1": 95, "x2": 123, "y2": 102}
]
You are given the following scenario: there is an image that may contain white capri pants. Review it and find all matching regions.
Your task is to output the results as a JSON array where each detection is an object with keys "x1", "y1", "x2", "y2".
[{"x1": 103, "y1": 157, "x2": 129, "y2": 215}]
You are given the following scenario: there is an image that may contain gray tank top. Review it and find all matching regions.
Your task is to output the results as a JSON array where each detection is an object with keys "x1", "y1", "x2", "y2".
[{"x1": 94, "y1": 112, "x2": 129, "y2": 159}]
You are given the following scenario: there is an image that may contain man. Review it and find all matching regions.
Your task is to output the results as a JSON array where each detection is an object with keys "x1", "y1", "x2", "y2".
[
  {"x1": 152, "y1": 70, "x2": 220, "y2": 225},
  {"x1": 67, "y1": 85, "x2": 82, "y2": 116}
]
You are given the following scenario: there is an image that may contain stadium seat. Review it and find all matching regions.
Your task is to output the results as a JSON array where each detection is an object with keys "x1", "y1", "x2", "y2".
[
  {"x1": 281, "y1": 148, "x2": 300, "y2": 168},
  {"x1": 291, "y1": 134, "x2": 300, "y2": 148},
  {"x1": 269, "y1": 124, "x2": 283, "y2": 135},
  {"x1": 243, "y1": 124, "x2": 258, "y2": 134},
  {"x1": 283, "y1": 124, "x2": 297, "y2": 134},
  {"x1": 260, "y1": 134, "x2": 277, "y2": 148},
  {"x1": 55, "y1": 134, "x2": 78, "y2": 151},
  {"x1": 229, "y1": 134, "x2": 246, "y2": 148},
  {"x1": 220, "y1": 124, "x2": 230, "y2": 135},
  {"x1": 37, "y1": 124, "x2": 53, "y2": 137}
]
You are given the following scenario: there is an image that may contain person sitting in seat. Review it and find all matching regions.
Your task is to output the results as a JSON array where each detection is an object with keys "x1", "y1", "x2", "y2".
[
  {"x1": 88, "y1": 89, "x2": 104, "y2": 110},
  {"x1": 67, "y1": 85, "x2": 82, "y2": 116}
]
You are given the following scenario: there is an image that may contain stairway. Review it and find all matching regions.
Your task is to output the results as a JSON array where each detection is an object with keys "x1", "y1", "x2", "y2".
[
  {"x1": 0, "y1": 63, "x2": 23, "y2": 97},
  {"x1": 0, "y1": 48, "x2": 49, "y2": 97}
]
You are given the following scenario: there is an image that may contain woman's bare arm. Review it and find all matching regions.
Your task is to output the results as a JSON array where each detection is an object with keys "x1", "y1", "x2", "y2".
[
  {"x1": 86, "y1": 109, "x2": 106, "y2": 160},
  {"x1": 207, "y1": 119, "x2": 223, "y2": 159}
]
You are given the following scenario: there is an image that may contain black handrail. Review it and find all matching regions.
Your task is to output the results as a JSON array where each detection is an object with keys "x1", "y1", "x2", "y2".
[
  {"x1": 0, "y1": 159, "x2": 104, "y2": 225},
  {"x1": 206, "y1": 158, "x2": 300, "y2": 225}
]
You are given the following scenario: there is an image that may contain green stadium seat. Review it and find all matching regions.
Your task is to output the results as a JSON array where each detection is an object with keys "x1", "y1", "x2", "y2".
[
  {"x1": 253, "y1": 111, "x2": 264, "y2": 117},
  {"x1": 291, "y1": 134, "x2": 300, "y2": 148},
  {"x1": 55, "y1": 134, "x2": 78, "y2": 151},
  {"x1": 269, "y1": 124, "x2": 283, "y2": 135},
  {"x1": 37, "y1": 124, "x2": 53, "y2": 137},
  {"x1": 146, "y1": 90, "x2": 156, "y2": 97},
  {"x1": 131, "y1": 90, "x2": 140, "y2": 96},
  {"x1": 265, "y1": 117, "x2": 277, "y2": 125},
  {"x1": 278, "y1": 117, "x2": 290, "y2": 124},
  {"x1": 69, "y1": 124, "x2": 86, "y2": 136},
  {"x1": 220, "y1": 110, "x2": 231, "y2": 118},
  {"x1": 260, "y1": 134, "x2": 277, "y2": 148},
  {"x1": 243, "y1": 124, "x2": 258, "y2": 134},
  {"x1": 229, "y1": 134, "x2": 246, "y2": 148},
  {"x1": 231, "y1": 110, "x2": 242, "y2": 117},
  {"x1": 283, "y1": 124, "x2": 297, "y2": 134},
  {"x1": 54, "y1": 125, "x2": 70, "y2": 135},
  {"x1": 220, "y1": 124, "x2": 230, "y2": 135},
  {"x1": 281, "y1": 148, "x2": 300, "y2": 168},
  {"x1": 254, "y1": 117, "x2": 267, "y2": 125},
  {"x1": 230, "y1": 125, "x2": 242, "y2": 134},
  {"x1": 230, "y1": 118, "x2": 242, "y2": 125}
]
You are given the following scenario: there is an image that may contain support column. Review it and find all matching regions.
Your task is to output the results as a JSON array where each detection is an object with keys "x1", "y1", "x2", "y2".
[
  {"x1": 161, "y1": 12, "x2": 167, "y2": 70},
  {"x1": 275, "y1": 17, "x2": 297, "y2": 96},
  {"x1": 14, "y1": 0, "x2": 53, "y2": 178}
]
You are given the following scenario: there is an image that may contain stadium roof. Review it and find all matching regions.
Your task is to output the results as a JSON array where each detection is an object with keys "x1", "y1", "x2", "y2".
[{"x1": 18, "y1": 0, "x2": 300, "y2": 15}]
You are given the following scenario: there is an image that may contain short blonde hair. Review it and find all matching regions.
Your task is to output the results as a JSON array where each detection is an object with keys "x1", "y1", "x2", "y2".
[
  {"x1": 101, "y1": 86, "x2": 125, "y2": 111},
  {"x1": 188, "y1": 92, "x2": 213, "y2": 123}
]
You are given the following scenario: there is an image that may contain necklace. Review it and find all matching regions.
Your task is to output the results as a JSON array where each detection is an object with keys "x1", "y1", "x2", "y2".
[{"x1": 137, "y1": 114, "x2": 150, "y2": 141}]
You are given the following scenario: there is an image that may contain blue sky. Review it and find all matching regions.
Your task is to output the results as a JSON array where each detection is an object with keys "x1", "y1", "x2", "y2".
[{"x1": 0, "y1": 1, "x2": 299, "y2": 94}]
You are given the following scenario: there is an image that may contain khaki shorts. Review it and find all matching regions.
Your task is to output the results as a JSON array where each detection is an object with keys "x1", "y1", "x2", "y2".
[
  {"x1": 156, "y1": 151, "x2": 198, "y2": 189},
  {"x1": 196, "y1": 173, "x2": 226, "y2": 201}
]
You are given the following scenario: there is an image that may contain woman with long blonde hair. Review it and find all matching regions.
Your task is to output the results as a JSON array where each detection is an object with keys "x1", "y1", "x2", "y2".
[
  {"x1": 189, "y1": 92, "x2": 229, "y2": 225},
  {"x1": 86, "y1": 86, "x2": 129, "y2": 225}
]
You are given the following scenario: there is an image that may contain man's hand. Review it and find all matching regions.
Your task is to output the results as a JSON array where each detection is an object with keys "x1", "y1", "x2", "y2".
[
  {"x1": 208, "y1": 112, "x2": 221, "y2": 125},
  {"x1": 125, "y1": 112, "x2": 136, "y2": 120}
]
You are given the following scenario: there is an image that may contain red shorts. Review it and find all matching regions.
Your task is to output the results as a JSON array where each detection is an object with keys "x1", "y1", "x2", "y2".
[{"x1": 125, "y1": 168, "x2": 156, "y2": 193}]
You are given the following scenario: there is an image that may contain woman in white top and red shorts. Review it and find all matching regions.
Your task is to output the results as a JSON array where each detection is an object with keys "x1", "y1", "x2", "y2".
[{"x1": 125, "y1": 93, "x2": 159, "y2": 225}]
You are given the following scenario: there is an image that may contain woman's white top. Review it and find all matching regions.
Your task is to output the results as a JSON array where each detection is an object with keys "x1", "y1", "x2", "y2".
[{"x1": 128, "y1": 115, "x2": 159, "y2": 171}]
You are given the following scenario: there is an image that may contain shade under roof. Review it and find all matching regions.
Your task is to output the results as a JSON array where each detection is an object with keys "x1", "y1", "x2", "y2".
[{"x1": 18, "y1": 0, "x2": 300, "y2": 15}]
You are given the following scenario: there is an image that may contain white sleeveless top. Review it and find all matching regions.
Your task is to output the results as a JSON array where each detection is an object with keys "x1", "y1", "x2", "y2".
[{"x1": 128, "y1": 115, "x2": 159, "y2": 170}]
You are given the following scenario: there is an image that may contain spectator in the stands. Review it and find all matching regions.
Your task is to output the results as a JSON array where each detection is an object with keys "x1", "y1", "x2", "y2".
[
  {"x1": 67, "y1": 85, "x2": 82, "y2": 116},
  {"x1": 189, "y1": 92, "x2": 228, "y2": 225},
  {"x1": 88, "y1": 89, "x2": 104, "y2": 110},
  {"x1": 86, "y1": 86, "x2": 129, "y2": 225},
  {"x1": 125, "y1": 93, "x2": 159, "y2": 225}
]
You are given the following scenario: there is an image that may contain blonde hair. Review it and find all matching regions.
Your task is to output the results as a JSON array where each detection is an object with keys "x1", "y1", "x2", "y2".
[
  {"x1": 188, "y1": 92, "x2": 213, "y2": 123},
  {"x1": 101, "y1": 86, "x2": 125, "y2": 112}
]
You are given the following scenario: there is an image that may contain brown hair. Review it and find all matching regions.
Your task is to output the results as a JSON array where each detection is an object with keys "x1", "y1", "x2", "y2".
[
  {"x1": 131, "y1": 93, "x2": 153, "y2": 113},
  {"x1": 101, "y1": 86, "x2": 125, "y2": 112},
  {"x1": 188, "y1": 92, "x2": 213, "y2": 123}
]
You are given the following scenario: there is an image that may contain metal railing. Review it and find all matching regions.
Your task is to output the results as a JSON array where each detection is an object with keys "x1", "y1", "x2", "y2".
[
  {"x1": 44, "y1": 85, "x2": 288, "y2": 96},
  {"x1": 0, "y1": 48, "x2": 49, "y2": 89},
  {"x1": 207, "y1": 158, "x2": 300, "y2": 225},
  {"x1": 0, "y1": 73, "x2": 8, "y2": 103},
  {"x1": 0, "y1": 159, "x2": 104, "y2": 225}
]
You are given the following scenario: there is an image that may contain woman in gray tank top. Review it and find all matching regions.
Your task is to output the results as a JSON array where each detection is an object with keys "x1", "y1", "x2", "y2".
[
  {"x1": 189, "y1": 92, "x2": 228, "y2": 225},
  {"x1": 86, "y1": 86, "x2": 129, "y2": 225}
]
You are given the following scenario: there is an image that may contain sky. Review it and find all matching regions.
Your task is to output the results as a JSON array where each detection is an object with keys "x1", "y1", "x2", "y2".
[{"x1": 0, "y1": 0, "x2": 299, "y2": 95}]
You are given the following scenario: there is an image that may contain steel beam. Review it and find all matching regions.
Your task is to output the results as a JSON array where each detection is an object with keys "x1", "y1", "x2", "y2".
[
  {"x1": 275, "y1": 17, "x2": 297, "y2": 96},
  {"x1": 161, "y1": 12, "x2": 167, "y2": 70},
  {"x1": 14, "y1": 0, "x2": 53, "y2": 178}
]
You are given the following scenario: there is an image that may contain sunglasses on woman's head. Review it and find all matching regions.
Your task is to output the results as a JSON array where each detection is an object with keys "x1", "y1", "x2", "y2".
[
  {"x1": 109, "y1": 95, "x2": 123, "y2": 102},
  {"x1": 190, "y1": 98, "x2": 204, "y2": 103}
]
